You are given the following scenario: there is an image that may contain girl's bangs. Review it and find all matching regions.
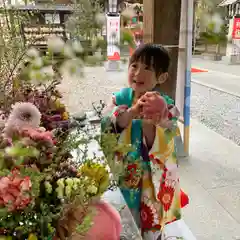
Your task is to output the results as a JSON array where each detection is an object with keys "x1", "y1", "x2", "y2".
[{"x1": 130, "y1": 51, "x2": 155, "y2": 68}]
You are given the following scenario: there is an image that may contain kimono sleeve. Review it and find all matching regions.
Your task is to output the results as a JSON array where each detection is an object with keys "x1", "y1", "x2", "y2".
[
  {"x1": 148, "y1": 126, "x2": 180, "y2": 205},
  {"x1": 101, "y1": 95, "x2": 128, "y2": 134}
]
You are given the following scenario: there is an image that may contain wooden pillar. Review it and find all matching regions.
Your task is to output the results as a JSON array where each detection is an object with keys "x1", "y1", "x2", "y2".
[{"x1": 143, "y1": 0, "x2": 182, "y2": 99}]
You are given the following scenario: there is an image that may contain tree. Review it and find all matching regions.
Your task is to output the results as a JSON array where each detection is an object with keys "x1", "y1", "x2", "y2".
[
  {"x1": 200, "y1": 21, "x2": 227, "y2": 56},
  {"x1": 0, "y1": 5, "x2": 33, "y2": 110},
  {"x1": 194, "y1": 0, "x2": 225, "y2": 38},
  {"x1": 65, "y1": 0, "x2": 103, "y2": 39}
]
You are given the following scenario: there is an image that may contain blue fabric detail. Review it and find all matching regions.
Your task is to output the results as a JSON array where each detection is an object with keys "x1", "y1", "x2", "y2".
[
  {"x1": 131, "y1": 119, "x2": 142, "y2": 155},
  {"x1": 121, "y1": 188, "x2": 141, "y2": 210},
  {"x1": 114, "y1": 88, "x2": 133, "y2": 107},
  {"x1": 120, "y1": 120, "x2": 143, "y2": 215}
]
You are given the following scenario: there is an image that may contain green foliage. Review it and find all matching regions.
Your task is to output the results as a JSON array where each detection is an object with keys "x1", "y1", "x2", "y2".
[
  {"x1": 65, "y1": 0, "x2": 103, "y2": 39},
  {"x1": 200, "y1": 22, "x2": 227, "y2": 45},
  {"x1": 195, "y1": 0, "x2": 225, "y2": 20},
  {"x1": 121, "y1": 29, "x2": 136, "y2": 49},
  {"x1": 100, "y1": 131, "x2": 132, "y2": 184},
  {"x1": 0, "y1": 7, "x2": 32, "y2": 110},
  {"x1": 0, "y1": 112, "x2": 131, "y2": 239},
  {"x1": 76, "y1": 208, "x2": 95, "y2": 236}
]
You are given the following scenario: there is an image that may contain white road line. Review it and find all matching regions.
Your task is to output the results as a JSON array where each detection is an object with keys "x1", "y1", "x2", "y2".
[
  {"x1": 207, "y1": 69, "x2": 240, "y2": 78},
  {"x1": 192, "y1": 66, "x2": 240, "y2": 78},
  {"x1": 191, "y1": 79, "x2": 240, "y2": 98}
]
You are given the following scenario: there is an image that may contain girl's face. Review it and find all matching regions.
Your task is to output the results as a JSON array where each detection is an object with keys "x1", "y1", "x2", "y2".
[{"x1": 128, "y1": 61, "x2": 158, "y2": 96}]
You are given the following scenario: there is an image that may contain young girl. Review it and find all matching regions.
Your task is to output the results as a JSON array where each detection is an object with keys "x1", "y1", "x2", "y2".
[{"x1": 101, "y1": 43, "x2": 188, "y2": 240}]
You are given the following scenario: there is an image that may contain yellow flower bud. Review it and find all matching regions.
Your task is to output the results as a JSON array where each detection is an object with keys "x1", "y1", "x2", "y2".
[
  {"x1": 62, "y1": 111, "x2": 69, "y2": 120},
  {"x1": 0, "y1": 237, "x2": 12, "y2": 240},
  {"x1": 28, "y1": 234, "x2": 38, "y2": 240},
  {"x1": 44, "y1": 181, "x2": 52, "y2": 194},
  {"x1": 87, "y1": 185, "x2": 98, "y2": 194},
  {"x1": 57, "y1": 178, "x2": 65, "y2": 188},
  {"x1": 65, "y1": 185, "x2": 72, "y2": 198},
  {"x1": 72, "y1": 178, "x2": 80, "y2": 190},
  {"x1": 55, "y1": 99, "x2": 61, "y2": 108},
  {"x1": 56, "y1": 186, "x2": 64, "y2": 199},
  {"x1": 65, "y1": 178, "x2": 73, "y2": 186}
]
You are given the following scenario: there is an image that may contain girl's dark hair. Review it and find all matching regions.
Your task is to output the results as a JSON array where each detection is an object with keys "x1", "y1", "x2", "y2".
[{"x1": 129, "y1": 43, "x2": 170, "y2": 76}]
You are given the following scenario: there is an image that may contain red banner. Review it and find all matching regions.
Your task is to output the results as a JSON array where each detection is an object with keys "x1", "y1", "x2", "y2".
[{"x1": 232, "y1": 17, "x2": 240, "y2": 39}]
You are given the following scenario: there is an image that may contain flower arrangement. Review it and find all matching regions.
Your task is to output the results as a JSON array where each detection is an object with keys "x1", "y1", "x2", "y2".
[
  {"x1": 0, "y1": 3, "x2": 137, "y2": 237},
  {"x1": 0, "y1": 101, "x2": 119, "y2": 239},
  {"x1": 0, "y1": 28, "x2": 135, "y2": 238}
]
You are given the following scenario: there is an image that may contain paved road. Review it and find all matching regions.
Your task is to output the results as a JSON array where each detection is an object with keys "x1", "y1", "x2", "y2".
[
  {"x1": 192, "y1": 57, "x2": 240, "y2": 97},
  {"x1": 191, "y1": 58, "x2": 240, "y2": 145},
  {"x1": 191, "y1": 83, "x2": 240, "y2": 145}
]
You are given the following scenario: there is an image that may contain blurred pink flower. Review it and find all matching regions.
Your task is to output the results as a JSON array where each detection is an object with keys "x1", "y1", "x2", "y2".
[
  {"x1": 20, "y1": 127, "x2": 55, "y2": 145},
  {"x1": 0, "y1": 170, "x2": 32, "y2": 211},
  {"x1": 4, "y1": 102, "x2": 41, "y2": 137}
]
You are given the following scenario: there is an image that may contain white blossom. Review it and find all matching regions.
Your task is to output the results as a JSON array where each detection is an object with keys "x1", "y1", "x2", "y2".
[
  {"x1": 72, "y1": 41, "x2": 83, "y2": 53},
  {"x1": 63, "y1": 44, "x2": 75, "y2": 58},
  {"x1": 29, "y1": 70, "x2": 42, "y2": 85},
  {"x1": 121, "y1": 7, "x2": 135, "y2": 19},
  {"x1": 60, "y1": 59, "x2": 83, "y2": 78},
  {"x1": 212, "y1": 13, "x2": 223, "y2": 33},
  {"x1": 4, "y1": 102, "x2": 41, "y2": 137},
  {"x1": 41, "y1": 66, "x2": 54, "y2": 78},
  {"x1": 95, "y1": 13, "x2": 106, "y2": 25},
  {"x1": 32, "y1": 57, "x2": 43, "y2": 68},
  {"x1": 26, "y1": 48, "x2": 39, "y2": 58},
  {"x1": 47, "y1": 36, "x2": 65, "y2": 53}
]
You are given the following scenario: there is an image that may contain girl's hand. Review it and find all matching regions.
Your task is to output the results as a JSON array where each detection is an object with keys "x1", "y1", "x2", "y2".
[
  {"x1": 140, "y1": 92, "x2": 168, "y2": 123},
  {"x1": 115, "y1": 99, "x2": 143, "y2": 128},
  {"x1": 130, "y1": 101, "x2": 141, "y2": 117}
]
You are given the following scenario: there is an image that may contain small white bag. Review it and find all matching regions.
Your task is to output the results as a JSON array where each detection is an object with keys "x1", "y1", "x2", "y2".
[{"x1": 161, "y1": 219, "x2": 197, "y2": 240}]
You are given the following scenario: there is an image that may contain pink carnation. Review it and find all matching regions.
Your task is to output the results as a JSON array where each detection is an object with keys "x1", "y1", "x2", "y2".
[
  {"x1": 20, "y1": 127, "x2": 55, "y2": 145},
  {"x1": 0, "y1": 170, "x2": 32, "y2": 211}
]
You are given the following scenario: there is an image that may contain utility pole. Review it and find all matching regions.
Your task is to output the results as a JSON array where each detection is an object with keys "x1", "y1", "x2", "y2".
[{"x1": 143, "y1": 0, "x2": 182, "y2": 100}]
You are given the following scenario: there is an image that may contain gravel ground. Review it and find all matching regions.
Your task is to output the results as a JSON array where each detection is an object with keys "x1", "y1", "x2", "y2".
[
  {"x1": 59, "y1": 65, "x2": 240, "y2": 145},
  {"x1": 58, "y1": 65, "x2": 128, "y2": 114},
  {"x1": 191, "y1": 83, "x2": 240, "y2": 145}
]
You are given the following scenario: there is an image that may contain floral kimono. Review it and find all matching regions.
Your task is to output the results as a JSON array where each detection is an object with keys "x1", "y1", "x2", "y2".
[{"x1": 101, "y1": 88, "x2": 188, "y2": 240}]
